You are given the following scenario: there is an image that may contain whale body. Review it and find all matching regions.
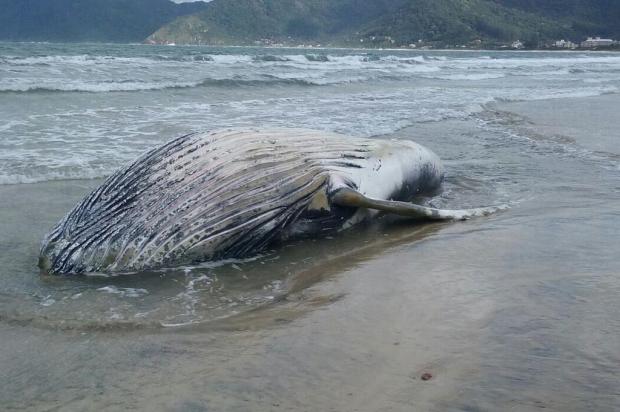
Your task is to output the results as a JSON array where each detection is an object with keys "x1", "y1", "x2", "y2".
[{"x1": 39, "y1": 129, "x2": 502, "y2": 275}]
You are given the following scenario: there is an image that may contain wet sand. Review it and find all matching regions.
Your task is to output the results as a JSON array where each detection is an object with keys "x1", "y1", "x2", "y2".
[
  {"x1": 493, "y1": 94, "x2": 620, "y2": 155},
  {"x1": 1, "y1": 95, "x2": 620, "y2": 411}
]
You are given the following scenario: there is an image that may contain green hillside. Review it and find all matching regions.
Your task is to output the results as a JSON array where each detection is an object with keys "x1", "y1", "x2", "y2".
[
  {"x1": 1, "y1": 0, "x2": 617, "y2": 46},
  {"x1": 147, "y1": 0, "x2": 620, "y2": 47}
]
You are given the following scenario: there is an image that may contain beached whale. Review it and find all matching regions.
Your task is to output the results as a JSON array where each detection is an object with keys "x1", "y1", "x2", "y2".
[{"x1": 39, "y1": 128, "x2": 504, "y2": 275}]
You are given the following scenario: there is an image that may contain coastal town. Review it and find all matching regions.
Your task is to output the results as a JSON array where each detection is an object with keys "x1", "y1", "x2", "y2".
[
  {"x1": 247, "y1": 35, "x2": 620, "y2": 50},
  {"x1": 550, "y1": 36, "x2": 618, "y2": 49},
  {"x1": 412, "y1": 35, "x2": 620, "y2": 50}
]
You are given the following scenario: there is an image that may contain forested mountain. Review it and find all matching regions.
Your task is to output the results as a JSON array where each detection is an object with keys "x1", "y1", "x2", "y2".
[
  {"x1": 0, "y1": 0, "x2": 207, "y2": 42},
  {"x1": 146, "y1": 0, "x2": 620, "y2": 47},
  {"x1": 495, "y1": 0, "x2": 620, "y2": 37},
  {"x1": 1, "y1": 0, "x2": 618, "y2": 46}
]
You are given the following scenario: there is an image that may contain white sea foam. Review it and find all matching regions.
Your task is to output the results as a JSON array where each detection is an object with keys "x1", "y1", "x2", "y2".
[
  {"x1": 209, "y1": 54, "x2": 253, "y2": 64},
  {"x1": 509, "y1": 69, "x2": 571, "y2": 77},
  {"x1": 1, "y1": 54, "x2": 157, "y2": 66},
  {"x1": 97, "y1": 286, "x2": 149, "y2": 298},
  {"x1": 499, "y1": 86, "x2": 619, "y2": 102},
  {"x1": 0, "y1": 79, "x2": 203, "y2": 93},
  {"x1": 426, "y1": 73, "x2": 506, "y2": 80},
  {"x1": 0, "y1": 168, "x2": 110, "y2": 185}
]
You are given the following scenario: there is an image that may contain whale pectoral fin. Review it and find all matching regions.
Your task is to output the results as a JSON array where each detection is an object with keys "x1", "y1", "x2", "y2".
[{"x1": 331, "y1": 188, "x2": 508, "y2": 221}]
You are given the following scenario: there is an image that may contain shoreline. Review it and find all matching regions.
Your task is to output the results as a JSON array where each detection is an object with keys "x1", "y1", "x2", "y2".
[{"x1": 2, "y1": 40, "x2": 619, "y2": 53}]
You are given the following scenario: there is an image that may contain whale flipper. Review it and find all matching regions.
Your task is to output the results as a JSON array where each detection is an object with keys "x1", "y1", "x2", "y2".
[{"x1": 331, "y1": 188, "x2": 507, "y2": 221}]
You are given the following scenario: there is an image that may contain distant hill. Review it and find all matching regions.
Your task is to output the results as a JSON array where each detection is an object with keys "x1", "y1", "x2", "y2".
[
  {"x1": 0, "y1": 0, "x2": 207, "y2": 42},
  {"x1": 1, "y1": 0, "x2": 618, "y2": 46},
  {"x1": 147, "y1": 0, "x2": 620, "y2": 47},
  {"x1": 495, "y1": 0, "x2": 620, "y2": 37}
]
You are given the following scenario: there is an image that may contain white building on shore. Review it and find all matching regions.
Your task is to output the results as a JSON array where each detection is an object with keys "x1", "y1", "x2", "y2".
[
  {"x1": 581, "y1": 37, "x2": 616, "y2": 48},
  {"x1": 553, "y1": 39, "x2": 577, "y2": 49}
]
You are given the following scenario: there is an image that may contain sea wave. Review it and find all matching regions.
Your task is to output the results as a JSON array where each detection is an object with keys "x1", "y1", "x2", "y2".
[
  {"x1": 508, "y1": 68, "x2": 571, "y2": 77},
  {"x1": 252, "y1": 54, "x2": 290, "y2": 62},
  {"x1": 0, "y1": 81, "x2": 198, "y2": 93},
  {"x1": 0, "y1": 54, "x2": 157, "y2": 66},
  {"x1": 497, "y1": 86, "x2": 618, "y2": 102},
  {"x1": 425, "y1": 73, "x2": 506, "y2": 80},
  {"x1": 3, "y1": 52, "x2": 620, "y2": 70},
  {"x1": 0, "y1": 168, "x2": 110, "y2": 185},
  {"x1": 304, "y1": 54, "x2": 330, "y2": 62},
  {"x1": 0, "y1": 52, "x2": 440, "y2": 67},
  {"x1": 0, "y1": 76, "x2": 328, "y2": 93}
]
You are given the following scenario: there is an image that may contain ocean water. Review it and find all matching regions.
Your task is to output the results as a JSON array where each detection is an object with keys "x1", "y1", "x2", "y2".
[
  {"x1": 1, "y1": 43, "x2": 619, "y2": 411},
  {"x1": 1, "y1": 43, "x2": 619, "y2": 184}
]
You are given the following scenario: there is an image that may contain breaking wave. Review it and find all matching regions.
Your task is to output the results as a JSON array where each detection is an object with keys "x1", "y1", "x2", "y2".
[
  {"x1": 304, "y1": 54, "x2": 330, "y2": 62},
  {"x1": 0, "y1": 77, "x2": 327, "y2": 93},
  {"x1": 425, "y1": 73, "x2": 506, "y2": 80}
]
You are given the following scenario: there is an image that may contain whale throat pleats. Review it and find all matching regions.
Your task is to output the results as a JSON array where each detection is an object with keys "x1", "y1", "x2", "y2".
[{"x1": 40, "y1": 129, "x2": 375, "y2": 274}]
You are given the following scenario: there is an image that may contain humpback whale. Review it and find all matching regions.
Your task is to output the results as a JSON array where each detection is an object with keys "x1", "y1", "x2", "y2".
[{"x1": 39, "y1": 129, "x2": 504, "y2": 275}]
